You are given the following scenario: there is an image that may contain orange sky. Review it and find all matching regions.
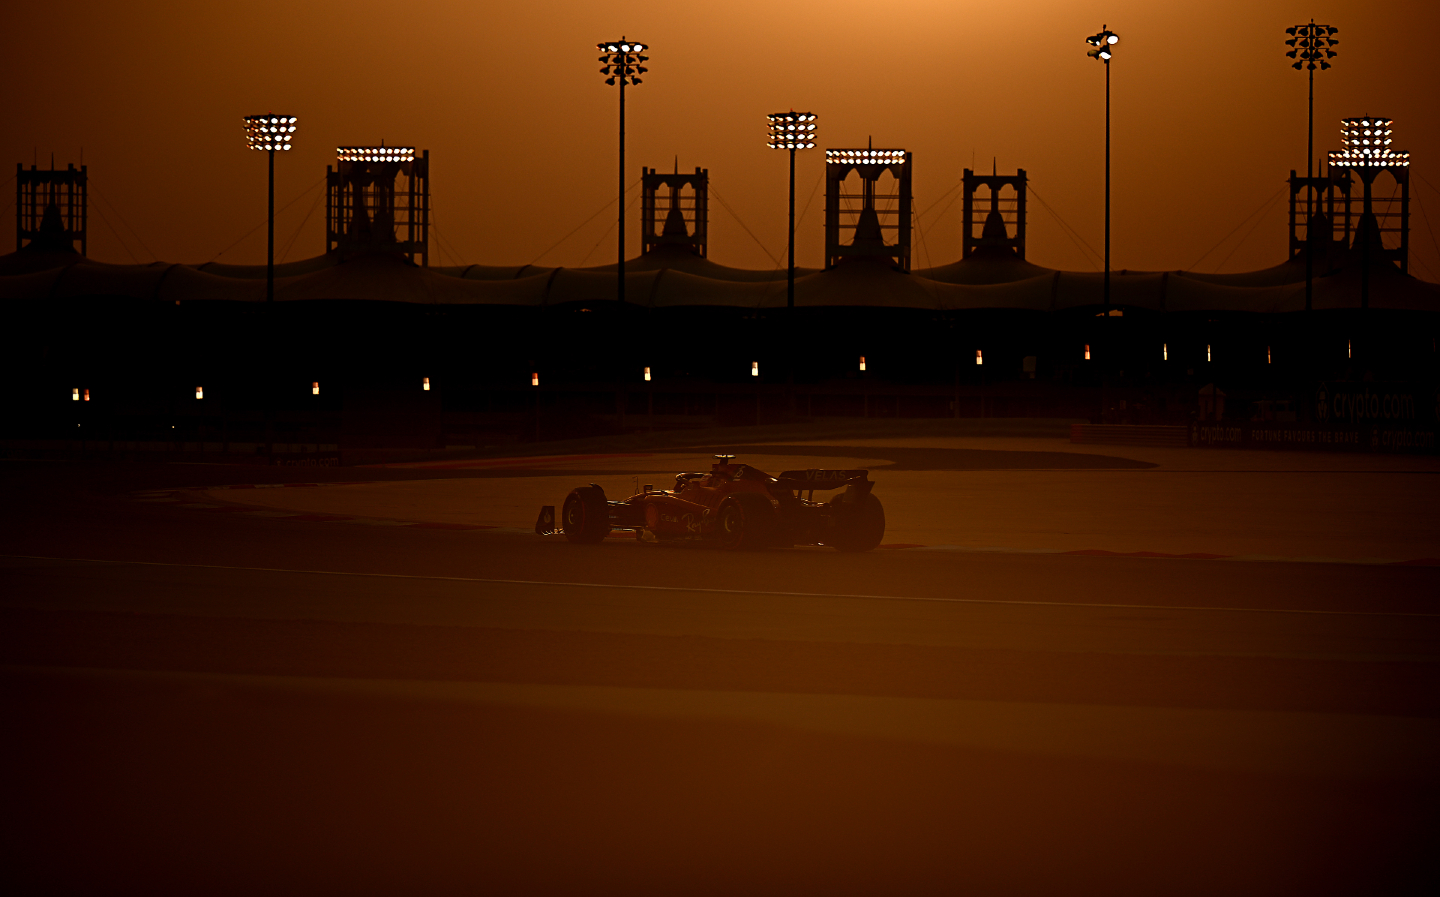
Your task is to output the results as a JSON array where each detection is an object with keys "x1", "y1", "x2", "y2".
[{"x1": 5, "y1": 1, "x2": 1438, "y2": 281}]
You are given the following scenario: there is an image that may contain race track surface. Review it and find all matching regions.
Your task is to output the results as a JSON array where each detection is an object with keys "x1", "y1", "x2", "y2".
[{"x1": 3, "y1": 437, "x2": 1437, "y2": 896}]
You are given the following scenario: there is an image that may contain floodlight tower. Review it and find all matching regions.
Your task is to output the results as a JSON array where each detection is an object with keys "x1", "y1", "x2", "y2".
[
  {"x1": 767, "y1": 112, "x2": 817, "y2": 311},
  {"x1": 1084, "y1": 27, "x2": 1118, "y2": 313},
  {"x1": 1285, "y1": 19, "x2": 1339, "y2": 312},
  {"x1": 243, "y1": 115, "x2": 298, "y2": 305},
  {"x1": 1328, "y1": 117, "x2": 1410, "y2": 310},
  {"x1": 597, "y1": 37, "x2": 648, "y2": 305}
]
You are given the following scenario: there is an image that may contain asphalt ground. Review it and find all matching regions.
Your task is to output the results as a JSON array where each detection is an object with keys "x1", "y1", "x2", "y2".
[{"x1": 2, "y1": 438, "x2": 1438, "y2": 896}]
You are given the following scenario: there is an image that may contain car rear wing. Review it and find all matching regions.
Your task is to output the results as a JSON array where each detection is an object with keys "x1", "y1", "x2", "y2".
[{"x1": 775, "y1": 469, "x2": 871, "y2": 492}]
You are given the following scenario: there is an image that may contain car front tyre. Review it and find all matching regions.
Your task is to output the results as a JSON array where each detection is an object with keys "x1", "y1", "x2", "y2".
[{"x1": 562, "y1": 485, "x2": 610, "y2": 544}]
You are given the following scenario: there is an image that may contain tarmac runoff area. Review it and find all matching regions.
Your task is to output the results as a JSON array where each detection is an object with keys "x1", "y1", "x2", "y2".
[{"x1": 182, "y1": 436, "x2": 1440, "y2": 565}]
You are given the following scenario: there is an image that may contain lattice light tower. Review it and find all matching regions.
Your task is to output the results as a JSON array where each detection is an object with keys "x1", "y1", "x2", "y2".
[
  {"x1": 1328, "y1": 116, "x2": 1411, "y2": 307},
  {"x1": 823, "y1": 145, "x2": 911, "y2": 271},
  {"x1": 326, "y1": 145, "x2": 430, "y2": 265},
  {"x1": 962, "y1": 165, "x2": 1027, "y2": 260},
  {"x1": 16, "y1": 162, "x2": 87, "y2": 255},
  {"x1": 640, "y1": 165, "x2": 708, "y2": 257}
]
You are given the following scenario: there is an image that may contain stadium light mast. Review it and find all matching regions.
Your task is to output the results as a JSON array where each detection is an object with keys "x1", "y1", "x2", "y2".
[
  {"x1": 597, "y1": 37, "x2": 648, "y2": 306},
  {"x1": 767, "y1": 112, "x2": 818, "y2": 312},
  {"x1": 243, "y1": 114, "x2": 297, "y2": 462},
  {"x1": 243, "y1": 115, "x2": 298, "y2": 305},
  {"x1": 1285, "y1": 19, "x2": 1339, "y2": 313},
  {"x1": 1085, "y1": 27, "x2": 1118, "y2": 313}
]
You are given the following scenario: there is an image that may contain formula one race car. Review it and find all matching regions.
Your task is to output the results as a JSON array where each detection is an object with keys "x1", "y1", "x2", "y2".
[{"x1": 536, "y1": 454, "x2": 885, "y2": 551}]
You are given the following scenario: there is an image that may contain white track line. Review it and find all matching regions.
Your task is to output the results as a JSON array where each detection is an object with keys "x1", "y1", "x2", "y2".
[{"x1": 3, "y1": 554, "x2": 1435, "y2": 618}]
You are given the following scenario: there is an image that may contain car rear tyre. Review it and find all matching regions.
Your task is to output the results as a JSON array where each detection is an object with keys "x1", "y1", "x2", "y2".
[
  {"x1": 562, "y1": 485, "x2": 610, "y2": 544},
  {"x1": 829, "y1": 493, "x2": 885, "y2": 552},
  {"x1": 716, "y1": 493, "x2": 776, "y2": 550}
]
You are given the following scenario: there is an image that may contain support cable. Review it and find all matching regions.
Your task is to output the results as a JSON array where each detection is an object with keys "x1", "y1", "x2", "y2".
[
  {"x1": 1185, "y1": 184, "x2": 1287, "y2": 272},
  {"x1": 1212, "y1": 188, "x2": 1287, "y2": 273},
  {"x1": 708, "y1": 181, "x2": 783, "y2": 267},
  {"x1": 1410, "y1": 184, "x2": 1440, "y2": 281},
  {"x1": 278, "y1": 187, "x2": 326, "y2": 263},
  {"x1": 580, "y1": 186, "x2": 643, "y2": 268},
  {"x1": 88, "y1": 199, "x2": 138, "y2": 263},
  {"x1": 530, "y1": 176, "x2": 641, "y2": 266},
  {"x1": 209, "y1": 174, "x2": 326, "y2": 263},
  {"x1": 91, "y1": 186, "x2": 157, "y2": 261},
  {"x1": 1028, "y1": 184, "x2": 1104, "y2": 269}
]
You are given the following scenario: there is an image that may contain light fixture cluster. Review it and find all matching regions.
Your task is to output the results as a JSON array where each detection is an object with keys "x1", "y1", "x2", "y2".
[
  {"x1": 598, "y1": 38, "x2": 648, "y2": 86},
  {"x1": 1085, "y1": 27, "x2": 1119, "y2": 62},
  {"x1": 336, "y1": 146, "x2": 416, "y2": 163},
  {"x1": 243, "y1": 115, "x2": 298, "y2": 151},
  {"x1": 1328, "y1": 117, "x2": 1410, "y2": 169},
  {"x1": 767, "y1": 112, "x2": 817, "y2": 150},
  {"x1": 1285, "y1": 20, "x2": 1338, "y2": 71},
  {"x1": 825, "y1": 149, "x2": 907, "y2": 165}
]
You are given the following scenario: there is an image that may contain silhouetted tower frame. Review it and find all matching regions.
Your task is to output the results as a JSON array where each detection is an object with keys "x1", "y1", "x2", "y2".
[
  {"x1": 962, "y1": 167, "x2": 1027, "y2": 259},
  {"x1": 1287, "y1": 169, "x2": 1351, "y2": 270},
  {"x1": 823, "y1": 146, "x2": 911, "y2": 271},
  {"x1": 640, "y1": 166, "x2": 708, "y2": 258},
  {"x1": 326, "y1": 147, "x2": 430, "y2": 266},
  {"x1": 16, "y1": 162, "x2": 87, "y2": 255},
  {"x1": 1327, "y1": 116, "x2": 1411, "y2": 308}
]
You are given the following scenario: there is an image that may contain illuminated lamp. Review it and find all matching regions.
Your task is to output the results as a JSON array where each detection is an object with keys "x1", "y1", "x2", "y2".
[
  {"x1": 751, "y1": 361, "x2": 759, "y2": 377},
  {"x1": 1084, "y1": 344, "x2": 1091, "y2": 361},
  {"x1": 859, "y1": 356, "x2": 866, "y2": 372},
  {"x1": 1328, "y1": 117, "x2": 1409, "y2": 169},
  {"x1": 976, "y1": 349, "x2": 984, "y2": 365},
  {"x1": 336, "y1": 146, "x2": 417, "y2": 163},
  {"x1": 196, "y1": 386, "x2": 204, "y2": 399},
  {"x1": 531, "y1": 372, "x2": 540, "y2": 387},
  {"x1": 1207, "y1": 344, "x2": 1212, "y2": 362},
  {"x1": 84, "y1": 389, "x2": 90, "y2": 401},
  {"x1": 1162, "y1": 343, "x2": 1168, "y2": 361},
  {"x1": 643, "y1": 366, "x2": 651, "y2": 381},
  {"x1": 1267, "y1": 346, "x2": 1272, "y2": 364},
  {"x1": 423, "y1": 377, "x2": 431, "y2": 391},
  {"x1": 312, "y1": 381, "x2": 320, "y2": 395},
  {"x1": 72, "y1": 388, "x2": 79, "y2": 401}
]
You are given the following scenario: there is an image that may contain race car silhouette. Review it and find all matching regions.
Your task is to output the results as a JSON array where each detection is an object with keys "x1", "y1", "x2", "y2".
[{"x1": 537, "y1": 454, "x2": 885, "y2": 551}]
